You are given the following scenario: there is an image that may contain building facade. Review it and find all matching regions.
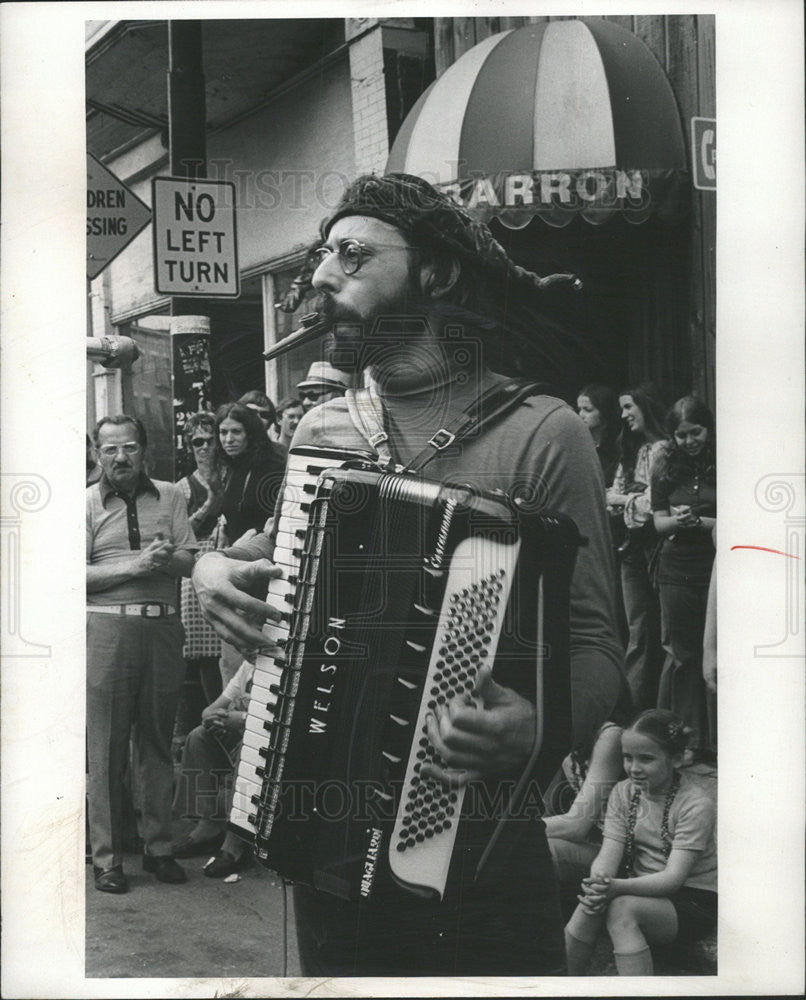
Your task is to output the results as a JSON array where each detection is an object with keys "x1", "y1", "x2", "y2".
[{"x1": 86, "y1": 15, "x2": 715, "y2": 479}]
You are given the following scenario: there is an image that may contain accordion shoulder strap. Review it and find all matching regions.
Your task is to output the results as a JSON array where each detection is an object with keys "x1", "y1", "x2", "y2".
[
  {"x1": 344, "y1": 386, "x2": 395, "y2": 470},
  {"x1": 406, "y1": 378, "x2": 549, "y2": 473}
]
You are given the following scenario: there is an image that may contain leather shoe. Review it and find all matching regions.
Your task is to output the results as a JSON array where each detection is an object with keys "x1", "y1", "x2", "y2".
[
  {"x1": 203, "y1": 849, "x2": 248, "y2": 879},
  {"x1": 142, "y1": 854, "x2": 187, "y2": 884},
  {"x1": 94, "y1": 865, "x2": 128, "y2": 894},
  {"x1": 172, "y1": 830, "x2": 225, "y2": 859}
]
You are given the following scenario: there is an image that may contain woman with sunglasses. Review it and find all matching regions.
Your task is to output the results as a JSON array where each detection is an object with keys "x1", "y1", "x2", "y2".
[{"x1": 176, "y1": 412, "x2": 226, "y2": 710}]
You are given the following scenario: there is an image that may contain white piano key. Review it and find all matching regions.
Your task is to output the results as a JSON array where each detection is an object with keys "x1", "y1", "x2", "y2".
[
  {"x1": 252, "y1": 661, "x2": 282, "y2": 683},
  {"x1": 245, "y1": 713, "x2": 272, "y2": 738},
  {"x1": 229, "y1": 801, "x2": 256, "y2": 825},
  {"x1": 234, "y1": 449, "x2": 361, "y2": 851},
  {"x1": 234, "y1": 772, "x2": 263, "y2": 801},
  {"x1": 241, "y1": 728, "x2": 269, "y2": 753},
  {"x1": 246, "y1": 697, "x2": 277, "y2": 724},
  {"x1": 253, "y1": 658, "x2": 283, "y2": 683},
  {"x1": 228, "y1": 805, "x2": 255, "y2": 832},
  {"x1": 280, "y1": 499, "x2": 309, "y2": 520},
  {"x1": 239, "y1": 744, "x2": 265, "y2": 771},
  {"x1": 265, "y1": 594, "x2": 290, "y2": 617},
  {"x1": 274, "y1": 530, "x2": 301, "y2": 552},
  {"x1": 231, "y1": 785, "x2": 259, "y2": 818},
  {"x1": 255, "y1": 658, "x2": 285, "y2": 682},
  {"x1": 253, "y1": 661, "x2": 283, "y2": 682},
  {"x1": 285, "y1": 452, "x2": 322, "y2": 472},
  {"x1": 272, "y1": 553, "x2": 300, "y2": 574},
  {"x1": 251, "y1": 680, "x2": 278, "y2": 707},
  {"x1": 267, "y1": 577, "x2": 294, "y2": 600},
  {"x1": 260, "y1": 619, "x2": 289, "y2": 644}
]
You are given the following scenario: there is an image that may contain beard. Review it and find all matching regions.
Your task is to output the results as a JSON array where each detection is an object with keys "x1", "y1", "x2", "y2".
[{"x1": 316, "y1": 287, "x2": 437, "y2": 375}]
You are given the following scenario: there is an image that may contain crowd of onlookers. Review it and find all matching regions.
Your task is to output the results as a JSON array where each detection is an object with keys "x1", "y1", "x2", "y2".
[
  {"x1": 86, "y1": 372, "x2": 717, "y2": 973},
  {"x1": 85, "y1": 361, "x2": 351, "y2": 887},
  {"x1": 575, "y1": 382, "x2": 717, "y2": 755},
  {"x1": 542, "y1": 382, "x2": 717, "y2": 973}
]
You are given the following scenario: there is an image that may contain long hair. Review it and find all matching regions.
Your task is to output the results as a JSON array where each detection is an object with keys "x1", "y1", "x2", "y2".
[
  {"x1": 214, "y1": 402, "x2": 271, "y2": 468},
  {"x1": 616, "y1": 382, "x2": 668, "y2": 479},
  {"x1": 655, "y1": 395, "x2": 716, "y2": 487},
  {"x1": 579, "y1": 383, "x2": 621, "y2": 457},
  {"x1": 414, "y1": 252, "x2": 583, "y2": 382}
]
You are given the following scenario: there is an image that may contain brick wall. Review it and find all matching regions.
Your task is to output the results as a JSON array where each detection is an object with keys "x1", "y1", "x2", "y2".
[{"x1": 348, "y1": 26, "x2": 389, "y2": 176}]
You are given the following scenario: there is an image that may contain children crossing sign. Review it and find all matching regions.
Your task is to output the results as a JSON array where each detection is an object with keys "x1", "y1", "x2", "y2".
[
  {"x1": 87, "y1": 153, "x2": 152, "y2": 280},
  {"x1": 152, "y1": 177, "x2": 240, "y2": 297}
]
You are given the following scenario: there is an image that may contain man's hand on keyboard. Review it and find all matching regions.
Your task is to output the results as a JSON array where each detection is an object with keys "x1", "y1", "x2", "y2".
[{"x1": 192, "y1": 551, "x2": 284, "y2": 657}]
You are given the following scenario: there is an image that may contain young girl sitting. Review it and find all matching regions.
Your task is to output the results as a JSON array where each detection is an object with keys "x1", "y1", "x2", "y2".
[{"x1": 564, "y1": 709, "x2": 717, "y2": 976}]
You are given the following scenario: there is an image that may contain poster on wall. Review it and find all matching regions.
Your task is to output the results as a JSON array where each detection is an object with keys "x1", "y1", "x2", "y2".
[{"x1": 172, "y1": 321, "x2": 213, "y2": 478}]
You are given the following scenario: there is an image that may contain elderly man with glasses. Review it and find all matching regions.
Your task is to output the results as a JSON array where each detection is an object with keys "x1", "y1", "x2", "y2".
[{"x1": 86, "y1": 414, "x2": 198, "y2": 893}]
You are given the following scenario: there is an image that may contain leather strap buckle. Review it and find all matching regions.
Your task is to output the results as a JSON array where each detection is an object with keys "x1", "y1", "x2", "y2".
[{"x1": 427, "y1": 428, "x2": 456, "y2": 451}]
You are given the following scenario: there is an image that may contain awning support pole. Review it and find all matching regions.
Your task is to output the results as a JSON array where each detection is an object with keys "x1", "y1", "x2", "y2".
[{"x1": 167, "y1": 21, "x2": 212, "y2": 480}]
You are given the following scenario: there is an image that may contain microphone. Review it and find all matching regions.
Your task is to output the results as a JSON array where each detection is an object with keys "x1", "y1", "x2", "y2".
[{"x1": 263, "y1": 313, "x2": 331, "y2": 362}]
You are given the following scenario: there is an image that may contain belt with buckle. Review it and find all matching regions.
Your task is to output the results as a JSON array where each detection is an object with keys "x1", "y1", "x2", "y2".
[{"x1": 88, "y1": 603, "x2": 177, "y2": 618}]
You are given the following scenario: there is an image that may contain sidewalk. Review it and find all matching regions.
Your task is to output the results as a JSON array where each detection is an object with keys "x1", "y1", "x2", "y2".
[
  {"x1": 86, "y1": 837, "x2": 301, "y2": 979},
  {"x1": 87, "y1": 761, "x2": 717, "y2": 979},
  {"x1": 86, "y1": 847, "x2": 715, "y2": 980}
]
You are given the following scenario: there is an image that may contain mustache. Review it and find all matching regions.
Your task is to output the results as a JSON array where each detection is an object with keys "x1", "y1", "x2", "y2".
[{"x1": 314, "y1": 291, "x2": 336, "y2": 323}]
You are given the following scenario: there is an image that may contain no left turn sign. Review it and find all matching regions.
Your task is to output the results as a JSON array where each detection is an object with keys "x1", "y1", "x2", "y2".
[{"x1": 152, "y1": 177, "x2": 240, "y2": 297}]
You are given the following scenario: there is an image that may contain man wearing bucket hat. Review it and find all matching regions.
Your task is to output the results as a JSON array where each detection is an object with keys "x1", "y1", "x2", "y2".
[
  {"x1": 193, "y1": 173, "x2": 624, "y2": 976},
  {"x1": 296, "y1": 360, "x2": 352, "y2": 412}
]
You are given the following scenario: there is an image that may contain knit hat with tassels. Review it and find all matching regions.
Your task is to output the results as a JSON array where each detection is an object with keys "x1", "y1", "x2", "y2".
[
  {"x1": 277, "y1": 173, "x2": 580, "y2": 314},
  {"x1": 322, "y1": 173, "x2": 581, "y2": 295}
]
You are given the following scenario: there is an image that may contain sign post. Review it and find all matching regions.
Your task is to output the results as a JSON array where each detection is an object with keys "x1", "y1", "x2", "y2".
[{"x1": 152, "y1": 177, "x2": 240, "y2": 298}]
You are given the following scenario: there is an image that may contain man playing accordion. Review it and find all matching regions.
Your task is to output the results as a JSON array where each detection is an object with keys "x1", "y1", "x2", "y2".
[{"x1": 192, "y1": 173, "x2": 624, "y2": 976}]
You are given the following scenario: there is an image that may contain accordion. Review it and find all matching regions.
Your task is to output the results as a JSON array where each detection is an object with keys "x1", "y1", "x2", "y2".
[{"x1": 229, "y1": 446, "x2": 581, "y2": 902}]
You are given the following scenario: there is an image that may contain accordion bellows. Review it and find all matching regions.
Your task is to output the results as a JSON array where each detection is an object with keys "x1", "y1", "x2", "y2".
[{"x1": 229, "y1": 447, "x2": 580, "y2": 902}]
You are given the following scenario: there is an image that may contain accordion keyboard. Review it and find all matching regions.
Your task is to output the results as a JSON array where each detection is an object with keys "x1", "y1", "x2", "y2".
[{"x1": 228, "y1": 447, "x2": 366, "y2": 842}]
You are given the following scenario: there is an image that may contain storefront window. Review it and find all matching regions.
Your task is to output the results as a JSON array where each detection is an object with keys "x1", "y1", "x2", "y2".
[{"x1": 272, "y1": 262, "x2": 326, "y2": 402}]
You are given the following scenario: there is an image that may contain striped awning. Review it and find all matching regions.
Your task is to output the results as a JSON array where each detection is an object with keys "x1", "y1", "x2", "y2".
[{"x1": 386, "y1": 19, "x2": 688, "y2": 227}]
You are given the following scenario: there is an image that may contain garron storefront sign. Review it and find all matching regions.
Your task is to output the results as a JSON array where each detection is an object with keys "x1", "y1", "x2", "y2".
[{"x1": 439, "y1": 168, "x2": 654, "y2": 224}]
